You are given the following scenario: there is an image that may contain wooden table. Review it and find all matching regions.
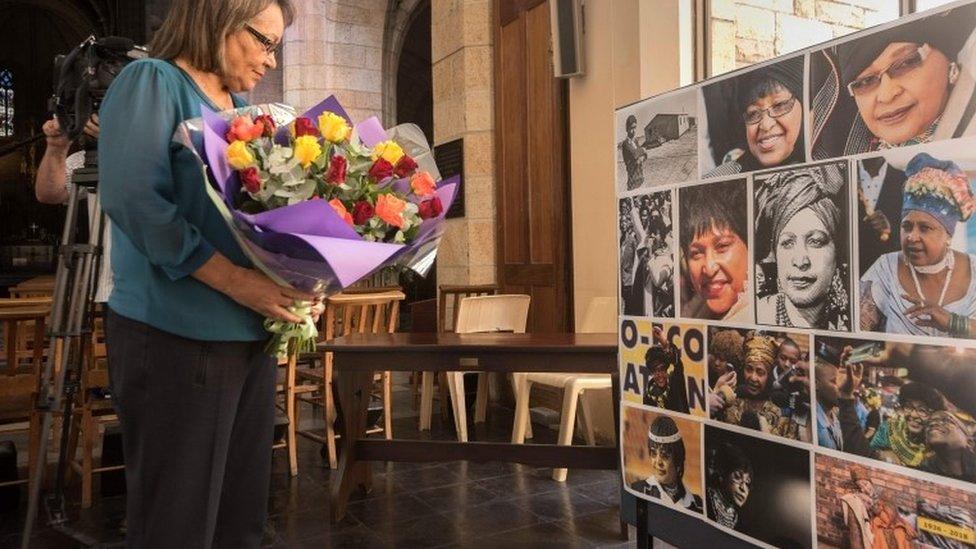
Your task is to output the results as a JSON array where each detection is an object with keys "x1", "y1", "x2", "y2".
[{"x1": 321, "y1": 332, "x2": 619, "y2": 523}]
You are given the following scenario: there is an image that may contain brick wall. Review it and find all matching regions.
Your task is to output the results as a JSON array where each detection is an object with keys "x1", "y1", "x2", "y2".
[
  {"x1": 815, "y1": 454, "x2": 976, "y2": 546},
  {"x1": 709, "y1": 0, "x2": 899, "y2": 75}
]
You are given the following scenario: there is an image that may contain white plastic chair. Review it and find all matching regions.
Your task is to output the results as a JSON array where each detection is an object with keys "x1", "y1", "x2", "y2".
[{"x1": 511, "y1": 296, "x2": 615, "y2": 481}]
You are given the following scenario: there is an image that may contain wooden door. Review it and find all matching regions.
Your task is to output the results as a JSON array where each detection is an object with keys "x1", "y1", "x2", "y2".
[{"x1": 493, "y1": 0, "x2": 572, "y2": 333}]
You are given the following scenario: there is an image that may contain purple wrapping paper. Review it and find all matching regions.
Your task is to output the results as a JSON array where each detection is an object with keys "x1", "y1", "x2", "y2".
[{"x1": 180, "y1": 96, "x2": 459, "y2": 294}]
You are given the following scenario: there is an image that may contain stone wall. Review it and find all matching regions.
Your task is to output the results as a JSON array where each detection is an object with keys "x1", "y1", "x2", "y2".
[
  {"x1": 431, "y1": 0, "x2": 495, "y2": 287},
  {"x1": 283, "y1": 0, "x2": 386, "y2": 122},
  {"x1": 709, "y1": 0, "x2": 899, "y2": 75}
]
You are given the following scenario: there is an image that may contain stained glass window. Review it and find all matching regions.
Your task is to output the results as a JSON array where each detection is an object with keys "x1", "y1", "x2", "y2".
[{"x1": 0, "y1": 68, "x2": 12, "y2": 137}]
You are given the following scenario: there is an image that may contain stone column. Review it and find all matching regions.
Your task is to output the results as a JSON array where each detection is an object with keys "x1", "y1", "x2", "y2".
[
  {"x1": 431, "y1": 0, "x2": 495, "y2": 287},
  {"x1": 283, "y1": 0, "x2": 386, "y2": 122}
]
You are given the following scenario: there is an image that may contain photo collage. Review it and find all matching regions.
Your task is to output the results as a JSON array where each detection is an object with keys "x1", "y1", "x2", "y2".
[{"x1": 616, "y1": 2, "x2": 976, "y2": 548}]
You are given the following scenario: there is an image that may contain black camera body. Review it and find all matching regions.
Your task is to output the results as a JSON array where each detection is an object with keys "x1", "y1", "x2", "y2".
[{"x1": 51, "y1": 36, "x2": 146, "y2": 142}]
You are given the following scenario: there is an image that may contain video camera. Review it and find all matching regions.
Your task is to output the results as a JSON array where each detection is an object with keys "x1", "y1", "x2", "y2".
[{"x1": 50, "y1": 35, "x2": 146, "y2": 142}]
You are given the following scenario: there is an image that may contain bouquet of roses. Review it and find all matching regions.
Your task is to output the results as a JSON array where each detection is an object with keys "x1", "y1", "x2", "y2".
[{"x1": 176, "y1": 97, "x2": 458, "y2": 357}]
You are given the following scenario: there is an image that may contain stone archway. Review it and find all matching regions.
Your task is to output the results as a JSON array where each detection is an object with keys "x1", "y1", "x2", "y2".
[{"x1": 381, "y1": 0, "x2": 428, "y2": 127}]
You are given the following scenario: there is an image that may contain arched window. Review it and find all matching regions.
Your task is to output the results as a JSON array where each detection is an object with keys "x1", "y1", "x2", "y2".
[{"x1": 0, "y1": 68, "x2": 12, "y2": 137}]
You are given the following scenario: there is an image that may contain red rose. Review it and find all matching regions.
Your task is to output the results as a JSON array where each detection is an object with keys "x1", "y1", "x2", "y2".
[
  {"x1": 418, "y1": 196, "x2": 443, "y2": 219},
  {"x1": 253, "y1": 114, "x2": 276, "y2": 138},
  {"x1": 393, "y1": 154, "x2": 418, "y2": 178},
  {"x1": 240, "y1": 167, "x2": 262, "y2": 194},
  {"x1": 368, "y1": 158, "x2": 395, "y2": 182},
  {"x1": 325, "y1": 155, "x2": 347, "y2": 185},
  {"x1": 292, "y1": 117, "x2": 317, "y2": 137},
  {"x1": 352, "y1": 201, "x2": 375, "y2": 225}
]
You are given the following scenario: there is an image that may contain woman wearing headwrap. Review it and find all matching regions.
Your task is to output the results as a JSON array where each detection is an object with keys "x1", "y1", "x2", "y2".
[
  {"x1": 811, "y1": 3, "x2": 976, "y2": 158},
  {"x1": 755, "y1": 164, "x2": 850, "y2": 330},
  {"x1": 631, "y1": 415, "x2": 703, "y2": 513},
  {"x1": 710, "y1": 332, "x2": 806, "y2": 440},
  {"x1": 705, "y1": 57, "x2": 805, "y2": 177},
  {"x1": 860, "y1": 153, "x2": 976, "y2": 339}
]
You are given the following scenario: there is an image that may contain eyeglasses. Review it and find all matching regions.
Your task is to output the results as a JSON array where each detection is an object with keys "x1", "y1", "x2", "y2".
[
  {"x1": 902, "y1": 403, "x2": 934, "y2": 417},
  {"x1": 847, "y1": 44, "x2": 930, "y2": 97},
  {"x1": 244, "y1": 24, "x2": 281, "y2": 56},
  {"x1": 742, "y1": 96, "x2": 797, "y2": 125}
]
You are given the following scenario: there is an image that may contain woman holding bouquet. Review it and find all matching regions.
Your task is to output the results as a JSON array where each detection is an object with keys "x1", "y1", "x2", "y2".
[{"x1": 97, "y1": 1, "x2": 313, "y2": 547}]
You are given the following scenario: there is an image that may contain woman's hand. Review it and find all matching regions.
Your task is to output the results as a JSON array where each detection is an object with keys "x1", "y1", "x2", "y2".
[
  {"x1": 902, "y1": 293, "x2": 951, "y2": 332},
  {"x1": 310, "y1": 297, "x2": 325, "y2": 324},
  {"x1": 223, "y1": 268, "x2": 317, "y2": 323}
]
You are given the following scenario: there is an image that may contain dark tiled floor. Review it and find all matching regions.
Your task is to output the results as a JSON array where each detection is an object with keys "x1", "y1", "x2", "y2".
[{"x1": 3, "y1": 384, "x2": 636, "y2": 548}]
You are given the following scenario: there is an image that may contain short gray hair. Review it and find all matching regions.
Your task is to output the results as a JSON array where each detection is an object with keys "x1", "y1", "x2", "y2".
[{"x1": 150, "y1": 0, "x2": 294, "y2": 74}]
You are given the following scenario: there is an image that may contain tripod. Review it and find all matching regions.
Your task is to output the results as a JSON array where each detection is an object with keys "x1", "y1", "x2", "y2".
[{"x1": 21, "y1": 153, "x2": 109, "y2": 548}]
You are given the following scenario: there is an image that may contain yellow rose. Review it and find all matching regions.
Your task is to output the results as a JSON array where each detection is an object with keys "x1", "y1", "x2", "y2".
[
  {"x1": 318, "y1": 111, "x2": 351, "y2": 143},
  {"x1": 226, "y1": 140, "x2": 255, "y2": 170},
  {"x1": 293, "y1": 135, "x2": 322, "y2": 169},
  {"x1": 371, "y1": 140, "x2": 405, "y2": 165}
]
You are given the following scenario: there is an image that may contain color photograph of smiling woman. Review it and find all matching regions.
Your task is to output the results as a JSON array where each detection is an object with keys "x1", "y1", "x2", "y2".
[
  {"x1": 701, "y1": 56, "x2": 805, "y2": 178},
  {"x1": 860, "y1": 153, "x2": 976, "y2": 339},
  {"x1": 678, "y1": 179, "x2": 751, "y2": 322},
  {"x1": 754, "y1": 162, "x2": 851, "y2": 330},
  {"x1": 810, "y1": 3, "x2": 976, "y2": 159}
]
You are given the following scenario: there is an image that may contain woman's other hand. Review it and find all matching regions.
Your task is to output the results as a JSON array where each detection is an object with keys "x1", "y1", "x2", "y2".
[
  {"x1": 223, "y1": 268, "x2": 316, "y2": 323},
  {"x1": 902, "y1": 293, "x2": 951, "y2": 332}
]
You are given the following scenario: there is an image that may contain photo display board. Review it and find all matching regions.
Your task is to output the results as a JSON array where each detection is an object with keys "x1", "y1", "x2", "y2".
[{"x1": 616, "y1": 2, "x2": 976, "y2": 547}]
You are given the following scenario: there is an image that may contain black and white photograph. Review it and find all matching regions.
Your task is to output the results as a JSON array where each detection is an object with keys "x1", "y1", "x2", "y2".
[
  {"x1": 615, "y1": 90, "x2": 698, "y2": 192},
  {"x1": 810, "y1": 2, "x2": 976, "y2": 160},
  {"x1": 857, "y1": 143, "x2": 976, "y2": 339},
  {"x1": 619, "y1": 190, "x2": 675, "y2": 317},
  {"x1": 678, "y1": 179, "x2": 751, "y2": 323},
  {"x1": 815, "y1": 335, "x2": 976, "y2": 485},
  {"x1": 754, "y1": 161, "x2": 851, "y2": 331},
  {"x1": 622, "y1": 406, "x2": 703, "y2": 515},
  {"x1": 704, "y1": 425, "x2": 812, "y2": 548},
  {"x1": 700, "y1": 56, "x2": 806, "y2": 178},
  {"x1": 707, "y1": 327, "x2": 812, "y2": 443}
]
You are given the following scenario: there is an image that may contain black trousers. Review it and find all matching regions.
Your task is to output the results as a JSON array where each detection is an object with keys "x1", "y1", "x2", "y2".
[{"x1": 105, "y1": 310, "x2": 275, "y2": 549}]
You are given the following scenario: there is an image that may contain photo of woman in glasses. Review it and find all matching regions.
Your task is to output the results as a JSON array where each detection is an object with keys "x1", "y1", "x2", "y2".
[
  {"x1": 701, "y1": 56, "x2": 805, "y2": 178},
  {"x1": 810, "y1": 3, "x2": 976, "y2": 159}
]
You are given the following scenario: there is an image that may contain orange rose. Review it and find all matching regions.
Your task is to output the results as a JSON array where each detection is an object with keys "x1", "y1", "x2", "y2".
[
  {"x1": 225, "y1": 115, "x2": 265, "y2": 142},
  {"x1": 328, "y1": 199, "x2": 354, "y2": 226},
  {"x1": 375, "y1": 194, "x2": 407, "y2": 228},
  {"x1": 409, "y1": 171, "x2": 436, "y2": 197}
]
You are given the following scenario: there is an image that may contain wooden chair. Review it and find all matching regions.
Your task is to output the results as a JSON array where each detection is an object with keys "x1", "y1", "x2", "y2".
[
  {"x1": 67, "y1": 310, "x2": 122, "y2": 508},
  {"x1": 417, "y1": 284, "x2": 498, "y2": 431},
  {"x1": 0, "y1": 302, "x2": 50, "y2": 492},
  {"x1": 286, "y1": 290, "x2": 405, "y2": 471},
  {"x1": 511, "y1": 297, "x2": 616, "y2": 481},
  {"x1": 436, "y1": 294, "x2": 530, "y2": 442},
  {"x1": 0, "y1": 298, "x2": 51, "y2": 374},
  {"x1": 9, "y1": 275, "x2": 56, "y2": 299}
]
